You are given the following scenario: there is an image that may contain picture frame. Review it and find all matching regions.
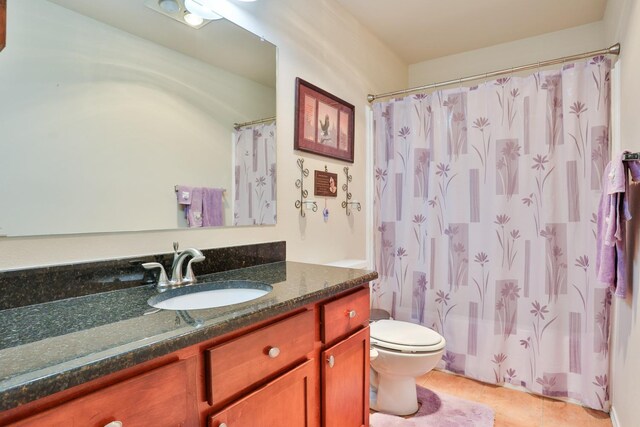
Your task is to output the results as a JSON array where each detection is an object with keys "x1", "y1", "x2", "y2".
[
  {"x1": 0, "y1": 0, "x2": 6, "y2": 52},
  {"x1": 294, "y1": 78, "x2": 355, "y2": 163}
]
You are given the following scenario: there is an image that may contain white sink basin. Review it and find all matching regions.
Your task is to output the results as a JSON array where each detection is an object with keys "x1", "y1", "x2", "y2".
[{"x1": 148, "y1": 280, "x2": 272, "y2": 311}]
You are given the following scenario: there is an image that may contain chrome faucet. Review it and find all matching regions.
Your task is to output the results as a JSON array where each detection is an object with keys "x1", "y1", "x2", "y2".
[
  {"x1": 171, "y1": 247, "x2": 205, "y2": 286},
  {"x1": 143, "y1": 243, "x2": 205, "y2": 291}
]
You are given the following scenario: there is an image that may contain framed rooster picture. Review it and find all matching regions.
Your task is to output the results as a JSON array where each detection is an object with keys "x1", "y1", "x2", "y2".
[{"x1": 294, "y1": 78, "x2": 355, "y2": 163}]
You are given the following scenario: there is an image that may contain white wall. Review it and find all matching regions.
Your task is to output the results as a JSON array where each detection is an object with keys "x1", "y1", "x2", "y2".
[
  {"x1": 605, "y1": 0, "x2": 640, "y2": 425},
  {"x1": 409, "y1": 21, "x2": 606, "y2": 87},
  {"x1": 0, "y1": 0, "x2": 277, "y2": 236},
  {"x1": 0, "y1": 0, "x2": 406, "y2": 269}
]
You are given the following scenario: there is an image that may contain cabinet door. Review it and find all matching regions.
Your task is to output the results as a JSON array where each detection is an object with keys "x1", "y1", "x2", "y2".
[
  {"x1": 209, "y1": 359, "x2": 319, "y2": 427},
  {"x1": 321, "y1": 326, "x2": 369, "y2": 427}
]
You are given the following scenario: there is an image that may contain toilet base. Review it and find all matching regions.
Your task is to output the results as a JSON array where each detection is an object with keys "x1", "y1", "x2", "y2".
[{"x1": 369, "y1": 372, "x2": 419, "y2": 416}]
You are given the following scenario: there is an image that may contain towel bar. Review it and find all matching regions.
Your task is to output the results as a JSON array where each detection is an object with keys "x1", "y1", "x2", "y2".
[{"x1": 174, "y1": 185, "x2": 226, "y2": 194}]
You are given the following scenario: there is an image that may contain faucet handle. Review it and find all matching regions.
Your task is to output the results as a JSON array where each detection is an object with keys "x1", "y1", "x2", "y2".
[
  {"x1": 142, "y1": 262, "x2": 171, "y2": 290},
  {"x1": 184, "y1": 255, "x2": 205, "y2": 285}
]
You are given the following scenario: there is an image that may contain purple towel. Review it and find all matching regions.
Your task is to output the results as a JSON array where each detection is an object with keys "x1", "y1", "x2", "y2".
[
  {"x1": 202, "y1": 188, "x2": 224, "y2": 227},
  {"x1": 187, "y1": 187, "x2": 203, "y2": 228},
  {"x1": 175, "y1": 185, "x2": 193, "y2": 205},
  {"x1": 596, "y1": 152, "x2": 640, "y2": 298}
]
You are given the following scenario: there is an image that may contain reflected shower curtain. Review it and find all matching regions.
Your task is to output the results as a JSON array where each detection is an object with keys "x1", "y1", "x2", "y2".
[
  {"x1": 373, "y1": 57, "x2": 612, "y2": 410},
  {"x1": 233, "y1": 121, "x2": 277, "y2": 225}
]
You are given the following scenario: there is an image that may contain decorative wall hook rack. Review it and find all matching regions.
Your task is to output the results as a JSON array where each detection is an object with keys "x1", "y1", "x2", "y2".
[
  {"x1": 341, "y1": 167, "x2": 361, "y2": 216},
  {"x1": 295, "y1": 158, "x2": 317, "y2": 217}
]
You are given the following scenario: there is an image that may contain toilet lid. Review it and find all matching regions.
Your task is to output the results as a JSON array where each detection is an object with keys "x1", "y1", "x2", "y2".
[{"x1": 370, "y1": 319, "x2": 444, "y2": 352}]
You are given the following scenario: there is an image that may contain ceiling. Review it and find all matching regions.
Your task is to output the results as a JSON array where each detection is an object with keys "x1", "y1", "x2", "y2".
[
  {"x1": 336, "y1": 0, "x2": 608, "y2": 64},
  {"x1": 46, "y1": 0, "x2": 276, "y2": 87}
]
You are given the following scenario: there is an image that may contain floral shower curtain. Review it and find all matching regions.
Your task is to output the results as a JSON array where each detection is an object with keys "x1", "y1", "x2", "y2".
[
  {"x1": 373, "y1": 56, "x2": 612, "y2": 411},
  {"x1": 233, "y1": 121, "x2": 277, "y2": 225}
]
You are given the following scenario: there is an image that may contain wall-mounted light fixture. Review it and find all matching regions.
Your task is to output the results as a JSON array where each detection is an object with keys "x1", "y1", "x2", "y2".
[{"x1": 144, "y1": 0, "x2": 222, "y2": 29}]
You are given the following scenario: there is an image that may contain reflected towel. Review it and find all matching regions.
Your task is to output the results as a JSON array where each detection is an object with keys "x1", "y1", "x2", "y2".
[
  {"x1": 202, "y1": 188, "x2": 224, "y2": 227},
  {"x1": 187, "y1": 187, "x2": 203, "y2": 228},
  {"x1": 175, "y1": 185, "x2": 193, "y2": 205},
  {"x1": 596, "y1": 152, "x2": 640, "y2": 298}
]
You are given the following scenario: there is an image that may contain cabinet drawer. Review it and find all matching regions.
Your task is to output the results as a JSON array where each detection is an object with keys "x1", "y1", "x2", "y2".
[
  {"x1": 209, "y1": 359, "x2": 318, "y2": 427},
  {"x1": 10, "y1": 359, "x2": 196, "y2": 427},
  {"x1": 321, "y1": 288, "x2": 369, "y2": 344},
  {"x1": 206, "y1": 309, "x2": 315, "y2": 405}
]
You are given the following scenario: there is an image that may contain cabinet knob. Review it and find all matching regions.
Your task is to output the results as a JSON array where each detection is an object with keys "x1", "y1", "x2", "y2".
[
  {"x1": 104, "y1": 422, "x2": 123, "y2": 427},
  {"x1": 327, "y1": 355, "x2": 335, "y2": 368},
  {"x1": 267, "y1": 346, "x2": 280, "y2": 358},
  {"x1": 219, "y1": 423, "x2": 228, "y2": 427},
  {"x1": 347, "y1": 309, "x2": 357, "y2": 319}
]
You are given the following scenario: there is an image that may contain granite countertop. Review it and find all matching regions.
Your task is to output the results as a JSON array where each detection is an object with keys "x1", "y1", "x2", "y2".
[{"x1": 0, "y1": 261, "x2": 377, "y2": 412}]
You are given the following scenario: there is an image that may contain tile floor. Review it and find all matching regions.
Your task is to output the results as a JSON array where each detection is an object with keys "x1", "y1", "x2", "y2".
[{"x1": 416, "y1": 370, "x2": 612, "y2": 427}]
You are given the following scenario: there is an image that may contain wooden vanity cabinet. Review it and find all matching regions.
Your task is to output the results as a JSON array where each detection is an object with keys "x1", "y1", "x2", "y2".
[
  {"x1": 206, "y1": 287, "x2": 370, "y2": 427},
  {"x1": 3, "y1": 285, "x2": 370, "y2": 427}
]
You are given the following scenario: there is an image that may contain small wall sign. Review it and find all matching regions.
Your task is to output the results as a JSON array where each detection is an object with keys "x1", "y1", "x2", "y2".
[{"x1": 314, "y1": 170, "x2": 338, "y2": 198}]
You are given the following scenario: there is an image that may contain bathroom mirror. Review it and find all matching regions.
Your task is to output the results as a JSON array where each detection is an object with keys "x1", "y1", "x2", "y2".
[{"x1": 0, "y1": 0, "x2": 277, "y2": 236}]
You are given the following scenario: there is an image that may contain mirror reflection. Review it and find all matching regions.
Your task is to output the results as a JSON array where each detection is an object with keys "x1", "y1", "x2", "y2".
[{"x1": 0, "y1": 0, "x2": 276, "y2": 236}]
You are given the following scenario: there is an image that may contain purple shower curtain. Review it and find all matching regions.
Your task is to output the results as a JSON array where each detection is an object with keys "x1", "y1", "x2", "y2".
[{"x1": 373, "y1": 56, "x2": 612, "y2": 411}]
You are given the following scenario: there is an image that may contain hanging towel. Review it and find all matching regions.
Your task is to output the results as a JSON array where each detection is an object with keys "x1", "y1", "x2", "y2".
[
  {"x1": 176, "y1": 185, "x2": 194, "y2": 225},
  {"x1": 175, "y1": 185, "x2": 193, "y2": 205},
  {"x1": 202, "y1": 188, "x2": 224, "y2": 227},
  {"x1": 596, "y1": 152, "x2": 640, "y2": 298},
  {"x1": 187, "y1": 187, "x2": 203, "y2": 228}
]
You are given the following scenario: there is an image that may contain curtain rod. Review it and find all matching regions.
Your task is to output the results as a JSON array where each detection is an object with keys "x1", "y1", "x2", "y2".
[
  {"x1": 367, "y1": 43, "x2": 621, "y2": 103},
  {"x1": 233, "y1": 116, "x2": 276, "y2": 130}
]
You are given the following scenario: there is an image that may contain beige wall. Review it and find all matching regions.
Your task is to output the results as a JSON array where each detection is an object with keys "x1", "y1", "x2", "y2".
[
  {"x1": 605, "y1": 0, "x2": 640, "y2": 426},
  {"x1": 409, "y1": 21, "x2": 606, "y2": 87},
  {"x1": 0, "y1": 0, "x2": 406, "y2": 270}
]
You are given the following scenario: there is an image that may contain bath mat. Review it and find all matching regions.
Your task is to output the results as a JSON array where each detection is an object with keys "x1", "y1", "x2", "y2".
[{"x1": 370, "y1": 385, "x2": 495, "y2": 427}]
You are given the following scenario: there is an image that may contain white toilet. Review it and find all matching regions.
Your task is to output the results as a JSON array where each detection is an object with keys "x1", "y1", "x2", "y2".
[
  {"x1": 323, "y1": 260, "x2": 446, "y2": 416},
  {"x1": 369, "y1": 319, "x2": 446, "y2": 416}
]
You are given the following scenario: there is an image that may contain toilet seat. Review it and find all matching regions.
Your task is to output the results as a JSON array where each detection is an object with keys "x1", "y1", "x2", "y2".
[{"x1": 370, "y1": 319, "x2": 445, "y2": 353}]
